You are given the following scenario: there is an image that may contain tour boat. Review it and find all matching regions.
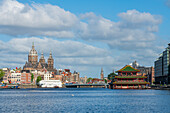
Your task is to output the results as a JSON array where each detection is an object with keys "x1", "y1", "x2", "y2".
[{"x1": 39, "y1": 80, "x2": 62, "y2": 88}]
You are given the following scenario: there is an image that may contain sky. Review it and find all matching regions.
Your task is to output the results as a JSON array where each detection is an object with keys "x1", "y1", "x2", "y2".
[{"x1": 0, "y1": 0, "x2": 170, "y2": 78}]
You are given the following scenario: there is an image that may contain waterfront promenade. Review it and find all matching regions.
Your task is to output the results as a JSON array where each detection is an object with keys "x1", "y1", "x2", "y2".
[{"x1": 0, "y1": 88, "x2": 170, "y2": 113}]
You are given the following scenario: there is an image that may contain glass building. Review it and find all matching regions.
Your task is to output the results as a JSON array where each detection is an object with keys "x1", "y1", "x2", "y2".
[{"x1": 154, "y1": 43, "x2": 170, "y2": 84}]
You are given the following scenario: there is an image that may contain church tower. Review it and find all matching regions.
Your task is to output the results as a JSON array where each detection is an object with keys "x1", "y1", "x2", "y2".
[
  {"x1": 39, "y1": 51, "x2": 45, "y2": 64},
  {"x1": 28, "y1": 42, "x2": 38, "y2": 66},
  {"x1": 47, "y1": 51, "x2": 54, "y2": 70},
  {"x1": 100, "y1": 68, "x2": 104, "y2": 79}
]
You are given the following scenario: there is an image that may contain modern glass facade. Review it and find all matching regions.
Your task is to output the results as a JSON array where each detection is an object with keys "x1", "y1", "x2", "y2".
[
  {"x1": 163, "y1": 50, "x2": 169, "y2": 75},
  {"x1": 155, "y1": 54, "x2": 163, "y2": 77},
  {"x1": 154, "y1": 43, "x2": 170, "y2": 84}
]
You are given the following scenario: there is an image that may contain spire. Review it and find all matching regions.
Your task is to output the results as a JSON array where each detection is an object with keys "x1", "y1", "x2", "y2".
[
  {"x1": 49, "y1": 51, "x2": 53, "y2": 59},
  {"x1": 32, "y1": 42, "x2": 35, "y2": 49},
  {"x1": 101, "y1": 67, "x2": 103, "y2": 73},
  {"x1": 41, "y1": 51, "x2": 44, "y2": 59},
  {"x1": 100, "y1": 67, "x2": 104, "y2": 79}
]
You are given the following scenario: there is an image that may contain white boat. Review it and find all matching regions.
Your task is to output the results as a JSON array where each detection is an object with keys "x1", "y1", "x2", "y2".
[{"x1": 39, "y1": 80, "x2": 62, "y2": 88}]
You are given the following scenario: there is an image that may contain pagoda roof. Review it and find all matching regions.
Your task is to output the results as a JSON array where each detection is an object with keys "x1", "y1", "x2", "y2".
[{"x1": 116, "y1": 65, "x2": 140, "y2": 72}]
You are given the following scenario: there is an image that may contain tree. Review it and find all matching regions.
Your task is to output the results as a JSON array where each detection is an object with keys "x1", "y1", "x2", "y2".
[
  {"x1": 104, "y1": 79, "x2": 107, "y2": 83},
  {"x1": 0, "y1": 69, "x2": 5, "y2": 79},
  {"x1": 86, "y1": 77, "x2": 93, "y2": 83},
  {"x1": 36, "y1": 76, "x2": 42, "y2": 84},
  {"x1": 108, "y1": 72, "x2": 117, "y2": 80},
  {"x1": 31, "y1": 73, "x2": 34, "y2": 83}
]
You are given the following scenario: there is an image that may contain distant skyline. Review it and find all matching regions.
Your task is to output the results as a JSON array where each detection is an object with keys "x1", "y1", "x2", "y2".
[{"x1": 0, "y1": 0, "x2": 169, "y2": 77}]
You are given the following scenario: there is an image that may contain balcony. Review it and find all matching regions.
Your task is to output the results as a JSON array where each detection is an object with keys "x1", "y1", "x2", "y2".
[{"x1": 115, "y1": 76, "x2": 147, "y2": 79}]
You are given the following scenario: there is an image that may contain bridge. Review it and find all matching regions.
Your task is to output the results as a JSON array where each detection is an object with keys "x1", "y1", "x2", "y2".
[{"x1": 65, "y1": 84, "x2": 108, "y2": 88}]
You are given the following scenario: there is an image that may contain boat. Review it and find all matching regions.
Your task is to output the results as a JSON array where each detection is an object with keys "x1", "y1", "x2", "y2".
[{"x1": 39, "y1": 80, "x2": 62, "y2": 88}]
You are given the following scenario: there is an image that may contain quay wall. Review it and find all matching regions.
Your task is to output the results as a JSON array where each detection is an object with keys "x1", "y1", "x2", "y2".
[{"x1": 19, "y1": 84, "x2": 38, "y2": 88}]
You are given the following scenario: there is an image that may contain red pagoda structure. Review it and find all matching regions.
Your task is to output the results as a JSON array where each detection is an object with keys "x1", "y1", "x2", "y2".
[{"x1": 112, "y1": 65, "x2": 149, "y2": 89}]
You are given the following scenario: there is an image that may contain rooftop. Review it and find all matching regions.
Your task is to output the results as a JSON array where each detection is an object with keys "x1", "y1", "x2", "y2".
[{"x1": 116, "y1": 65, "x2": 140, "y2": 72}]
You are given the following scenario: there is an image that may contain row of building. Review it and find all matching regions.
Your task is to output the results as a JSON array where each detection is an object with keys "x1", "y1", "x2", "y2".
[
  {"x1": 1, "y1": 67, "x2": 88, "y2": 85},
  {"x1": 1, "y1": 43, "x2": 88, "y2": 85}
]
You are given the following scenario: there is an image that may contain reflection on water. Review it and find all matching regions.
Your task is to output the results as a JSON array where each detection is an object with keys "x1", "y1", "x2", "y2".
[{"x1": 0, "y1": 88, "x2": 169, "y2": 113}]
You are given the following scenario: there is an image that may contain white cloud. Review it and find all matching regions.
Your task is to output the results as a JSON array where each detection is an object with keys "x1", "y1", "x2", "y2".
[
  {"x1": 0, "y1": 1, "x2": 162, "y2": 53},
  {"x1": 79, "y1": 10, "x2": 162, "y2": 52},
  {"x1": 0, "y1": 0, "x2": 79, "y2": 37}
]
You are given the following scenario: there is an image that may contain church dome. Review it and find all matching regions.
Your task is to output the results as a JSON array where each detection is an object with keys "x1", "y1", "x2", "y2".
[{"x1": 29, "y1": 43, "x2": 38, "y2": 56}]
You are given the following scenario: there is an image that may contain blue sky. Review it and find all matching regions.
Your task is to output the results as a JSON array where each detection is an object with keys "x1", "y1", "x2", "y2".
[{"x1": 0, "y1": 0, "x2": 169, "y2": 78}]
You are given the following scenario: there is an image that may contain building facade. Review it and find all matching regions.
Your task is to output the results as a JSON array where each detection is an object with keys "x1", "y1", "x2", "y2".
[
  {"x1": 44, "y1": 72, "x2": 52, "y2": 80},
  {"x1": 79, "y1": 76, "x2": 87, "y2": 84},
  {"x1": 21, "y1": 70, "x2": 31, "y2": 84},
  {"x1": 130, "y1": 61, "x2": 155, "y2": 85},
  {"x1": 2, "y1": 68, "x2": 10, "y2": 83},
  {"x1": 8, "y1": 70, "x2": 21, "y2": 84},
  {"x1": 70, "y1": 71, "x2": 80, "y2": 83},
  {"x1": 154, "y1": 43, "x2": 170, "y2": 84}
]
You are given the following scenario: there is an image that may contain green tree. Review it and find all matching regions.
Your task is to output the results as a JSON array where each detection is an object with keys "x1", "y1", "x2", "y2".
[
  {"x1": 104, "y1": 79, "x2": 107, "y2": 83},
  {"x1": 0, "y1": 69, "x2": 5, "y2": 79},
  {"x1": 36, "y1": 76, "x2": 42, "y2": 84},
  {"x1": 86, "y1": 77, "x2": 93, "y2": 83},
  {"x1": 31, "y1": 73, "x2": 34, "y2": 83},
  {"x1": 108, "y1": 72, "x2": 117, "y2": 80}
]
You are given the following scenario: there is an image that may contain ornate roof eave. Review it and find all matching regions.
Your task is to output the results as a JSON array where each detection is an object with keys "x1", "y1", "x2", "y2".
[
  {"x1": 116, "y1": 65, "x2": 140, "y2": 73},
  {"x1": 117, "y1": 71, "x2": 140, "y2": 73}
]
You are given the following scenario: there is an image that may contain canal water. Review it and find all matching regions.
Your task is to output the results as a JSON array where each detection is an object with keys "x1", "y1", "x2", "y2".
[{"x1": 0, "y1": 88, "x2": 169, "y2": 113}]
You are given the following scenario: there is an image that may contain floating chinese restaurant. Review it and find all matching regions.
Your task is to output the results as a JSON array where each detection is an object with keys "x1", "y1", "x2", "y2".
[{"x1": 110, "y1": 65, "x2": 149, "y2": 89}]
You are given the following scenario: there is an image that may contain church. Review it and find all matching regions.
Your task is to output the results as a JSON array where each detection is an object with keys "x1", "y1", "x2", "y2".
[{"x1": 23, "y1": 43, "x2": 54, "y2": 71}]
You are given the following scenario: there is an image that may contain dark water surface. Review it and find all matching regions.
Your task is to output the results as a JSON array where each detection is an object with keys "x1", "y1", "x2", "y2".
[{"x1": 0, "y1": 88, "x2": 169, "y2": 113}]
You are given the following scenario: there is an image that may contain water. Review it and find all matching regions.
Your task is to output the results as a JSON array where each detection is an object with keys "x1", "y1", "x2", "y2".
[{"x1": 0, "y1": 88, "x2": 169, "y2": 113}]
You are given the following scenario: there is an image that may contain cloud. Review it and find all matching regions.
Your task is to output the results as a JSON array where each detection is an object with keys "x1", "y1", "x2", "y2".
[
  {"x1": 0, "y1": 37, "x2": 114, "y2": 69},
  {"x1": 0, "y1": 1, "x2": 162, "y2": 52},
  {"x1": 0, "y1": 0, "x2": 79, "y2": 37},
  {"x1": 79, "y1": 10, "x2": 162, "y2": 52}
]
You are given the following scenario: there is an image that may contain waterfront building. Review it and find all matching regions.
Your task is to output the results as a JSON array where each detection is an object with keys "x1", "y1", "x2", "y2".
[
  {"x1": 130, "y1": 61, "x2": 155, "y2": 85},
  {"x1": 21, "y1": 70, "x2": 31, "y2": 84},
  {"x1": 23, "y1": 43, "x2": 55, "y2": 72},
  {"x1": 112, "y1": 65, "x2": 149, "y2": 89},
  {"x1": 79, "y1": 76, "x2": 87, "y2": 84},
  {"x1": 44, "y1": 71, "x2": 52, "y2": 80},
  {"x1": 70, "y1": 71, "x2": 80, "y2": 83},
  {"x1": 2, "y1": 68, "x2": 10, "y2": 83},
  {"x1": 154, "y1": 43, "x2": 170, "y2": 84},
  {"x1": 8, "y1": 70, "x2": 21, "y2": 84}
]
